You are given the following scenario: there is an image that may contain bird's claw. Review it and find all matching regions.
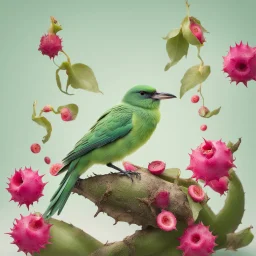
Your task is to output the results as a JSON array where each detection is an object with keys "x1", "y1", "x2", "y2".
[{"x1": 119, "y1": 171, "x2": 141, "y2": 182}]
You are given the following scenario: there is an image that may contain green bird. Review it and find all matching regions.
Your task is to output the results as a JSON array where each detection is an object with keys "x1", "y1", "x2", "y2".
[{"x1": 43, "y1": 85, "x2": 176, "y2": 219}]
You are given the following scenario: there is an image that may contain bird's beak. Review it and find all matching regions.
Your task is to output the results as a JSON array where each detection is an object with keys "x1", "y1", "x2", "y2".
[{"x1": 151, "y1": 92, "x2": 177, "y2": 100}]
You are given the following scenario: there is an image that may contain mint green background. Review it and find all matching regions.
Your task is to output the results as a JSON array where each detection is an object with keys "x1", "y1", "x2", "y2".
[{"x1": 1, "y1": 0, "x2": 255, "y2": 255}]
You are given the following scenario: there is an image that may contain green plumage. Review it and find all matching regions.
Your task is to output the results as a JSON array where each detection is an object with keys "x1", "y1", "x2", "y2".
[{"x1": 43, "y1": 85, "x2": 175, "y2": 219}]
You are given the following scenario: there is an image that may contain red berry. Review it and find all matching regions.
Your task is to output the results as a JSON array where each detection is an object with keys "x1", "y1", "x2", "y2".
[
  {"x1": 44, "y1": 157, "x2": 51, "y2": 165},
  {"x1": 31, "y1": 143, "x2": 41, "y2": 154},
  {"x1": 60, "y1": 108, "x2": 73, "y2": 122},
  {"x1": 191, "y1": 95, "x2": 200, "y2": 103},
  {"x1": 198, "y1": 106, "x2": 209, "y2": 117},
  {"x1": 200, "y1": 124, "x2": 207, "y2": 131}
]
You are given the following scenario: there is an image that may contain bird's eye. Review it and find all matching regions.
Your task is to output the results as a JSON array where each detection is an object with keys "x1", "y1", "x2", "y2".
[{"x1": 140, "y1": 91, "x2": 145, "y2": 96}]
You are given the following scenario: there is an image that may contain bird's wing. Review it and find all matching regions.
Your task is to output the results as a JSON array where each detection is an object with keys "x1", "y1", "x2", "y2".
[{"x1": 62, "y1": 104, "x2": 133, "y2": 164}]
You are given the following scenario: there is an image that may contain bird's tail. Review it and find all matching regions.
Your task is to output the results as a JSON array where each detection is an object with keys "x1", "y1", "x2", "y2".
[{"x1": 43, "y1": 159, "x2": 81, "y2": 220}]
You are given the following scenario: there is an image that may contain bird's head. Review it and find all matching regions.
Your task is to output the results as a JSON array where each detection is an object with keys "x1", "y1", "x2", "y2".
[{"x1": 122, "y1": 85, "x2": 176, "y2": 109}]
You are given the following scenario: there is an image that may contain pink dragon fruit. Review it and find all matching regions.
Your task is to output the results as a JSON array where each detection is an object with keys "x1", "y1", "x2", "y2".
[
  {"x1": 7, "y1": 213, "x2": 51, "y2": 254},
  {"x1": 156, "y1": 210, "x2": 177, "y2": 232},
  {"x1": 208, "y1": 176, "x2": 229, "y2": 195},
  {"x1": 38, "y1": 34, "x2": 62, "y2": 59},
  {"x1": 190, "y1": 19, "x2": 206, "y2": 44},
  {"x1": 188, "y1": 185, "x2": 205, "y2": 203},
  {"x1": 154, "y1": 191, "x2": 170, "y2": 209},
  {"x1": 148, "y1": 161, "x2": 166, "y2": 175},
  {"x1": 60, "y1": 107, "x2": 74, "y2": 121},
  {"x1": 6, "y1": 167, "x2": 47, "y2": 209},
  {"x1": 49, "y1": 163, "x2": 63, "y2": 176},
  {"x1": 178, "y1": 222, "x2": 217, "y2": 256},
  {"x1": 186, "y1": 139, "x2": 235, "y2": 183},
  {"x1": 223, "y1": 42, "x2": 256, "y2": 86},
  {"x1": 122, "y1": 161, "x2": 138, "y2": 171}
]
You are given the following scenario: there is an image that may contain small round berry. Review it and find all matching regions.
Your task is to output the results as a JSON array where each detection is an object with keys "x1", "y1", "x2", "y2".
[
  {"x1": 30, "y1": 143, "x2": 41, "y2": 154},
  {"x1": 60, "y1": 108, "x2": 73, "y2": 122},
  {"x1": 44, "y1": 157, "x2": 51, "y2": 165},
  {"x1": 198, "y1": 106, "x2": 209, "y2": 117},
  {"x1": 42, "y1": 105, "x2": 53, "y2": 113},
  {"x1": 200, "y1": 124, "x2": 207, "y2": 131},
  {"x1": 191, "y1": 95, "x2": 200, "y2": 103}
]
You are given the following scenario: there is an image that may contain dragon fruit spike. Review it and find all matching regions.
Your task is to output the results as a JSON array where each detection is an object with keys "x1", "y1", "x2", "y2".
[
  {"x1": 178, "y1": 222, "x2": 217, "y2": 256},
  {"x1": 154, "y1": 191, "x2": 170, "y2": 209},
  {"x1": 148, "y1": 161, "x2": 166, "y2": 175},
  {"x1": 7, "y1": 213, "x2": 52, "y2": 255},
  {"x1": 6, "y1": 167, "x2": 47, "y2": 209},
  {"x1": 223, "y1": 42, "x2": 256, "y2": 86},
  {"x1": 156, "y1": 210, "x2": 177, "y2": 232},
  {"x1": 188, "y1": 185, "x2": 205, "y2": 202},
  {"x1": 187, "y1": 139, "x2": 235, "y2": 183},
  {"x1": 208, "y1": 176, "x2": 229, "y2": 195}
]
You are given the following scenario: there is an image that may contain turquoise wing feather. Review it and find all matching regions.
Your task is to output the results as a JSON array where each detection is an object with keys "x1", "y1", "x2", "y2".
[{"x1": 62, "y1": 104, "x2": 133, "y2": 165}]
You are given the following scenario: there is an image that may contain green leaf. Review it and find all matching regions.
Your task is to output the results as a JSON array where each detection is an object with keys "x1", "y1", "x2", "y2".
[
  {"x1": 181, "y1": 187, "x2": 202, "y2": 221},
  {"x1": 56, "y1": 68, "x2": 73, "y2": 95},
  {"x1": 162, "y1": 28, "x2": 180, "y2": 40},
  {"x1": 160, "y1": 168, "x2": 180, "y2": 181},
  {"x1": 227, "y1": 138, "x2": 242, "y2": 153},
  {"x1": 68, "y1": 63, "x2": 102, "y2": 93},
  {"x1": 165, "y1": 31, "x2": 189, "y2": 71},
  {"x1": 57, "y1": 103, "x2": 79, "y2": 120},
  {"x1": 32, "y1": 101, "x2": 52, "y2": 143},
  {"x1": 203, "y1": 107, "x2": 221, "y2": 118},
  {"x1": 180, "y1": 65, "x2": 211, "y2": 98},
  {"x1": 226, "y1": 226, "x2": 254, "y2": 251}
]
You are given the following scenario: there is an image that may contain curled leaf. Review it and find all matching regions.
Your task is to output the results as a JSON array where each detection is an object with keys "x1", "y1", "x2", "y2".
[
  {"x1": 57, "y1": 103, "x2": 79, "y2": 121},
  {"x1": 68, "y1": 63, "x2": 102, "y2": 93},
  {"x1": 162, "y1": 28, "x2": 180, "y2": 40},
  {"x1": 181, "y1": 187, "x2": 203, "y2": 221},
  {"x1": 32, "y1": 101, "x2": 52, "y2": 143},
  {"x1": 202, "y1": 107, "x2": 221, "y2": 118},
  {"x1": 227, "y1": 138, "x2": 242, "y2": 154},
  {"x1": 180, "y1": 65, "x2": 210, "y2": 98},
  {"x1": 165, "y1": 31, "x2": 189, "y2": 71}
]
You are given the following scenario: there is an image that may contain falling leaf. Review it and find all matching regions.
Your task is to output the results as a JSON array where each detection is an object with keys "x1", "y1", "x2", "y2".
[
  {"x1": 165, "y1": 31, "x2": 189, "y2": 71},
  {"x1": 203, "y1": 107, "x2": 221, "y2": 118},
  {"x1": 180, "y1": 65, "x2": 211, "y2": 98},
  {"x1": 32, "y1": 101, "x2": 52, "y2": 143}
]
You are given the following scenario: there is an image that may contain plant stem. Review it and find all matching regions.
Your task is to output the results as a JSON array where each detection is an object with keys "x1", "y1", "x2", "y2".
[
  {"x1": 185, "y1": 1, "x2": 190, "y2": 17},
  {"x1": 198, "y1": 83, "x2": 205, "y2": 106},
  {"x1": 61, "y1": 50, "x2": 71, "y2": 63}
]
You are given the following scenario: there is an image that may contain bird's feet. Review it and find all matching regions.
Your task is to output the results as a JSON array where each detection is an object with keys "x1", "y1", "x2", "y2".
[
  {"x1": 106, "y1": 163, "x2": 141, "y2": 182},
  {"x1": 118, "y1": 170, "x2": 141, "y2": 182}
]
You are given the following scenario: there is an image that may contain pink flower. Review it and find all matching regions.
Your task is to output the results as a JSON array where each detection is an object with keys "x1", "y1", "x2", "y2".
[
  {"x1": 156, "y1": 210, "x2": 177, "y2": 232},
  {"x1": 178, "y1": 222, "x2": 217, "y2": 256},
  {"x1": 6, "y1": 167, "x2": 46, "y2": 209},
  {"x1": 148, "y1": 161, "x2": 166, "y2": 175},
  {"x1": 190, "y1": 19, "x2": 206, "y2": 44},
  {"x1": 223, "y1": 42, "x2": 256, "y2": 86},
  {"x1": 187, "y1": 139, "x2": 235, "y2": 183},
  {"x1": 188, "y1": 185, "x2": 205, "y2": 202},
  {"x1": 7, "y1": 213, "x2": 51, "y2": 255}
]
